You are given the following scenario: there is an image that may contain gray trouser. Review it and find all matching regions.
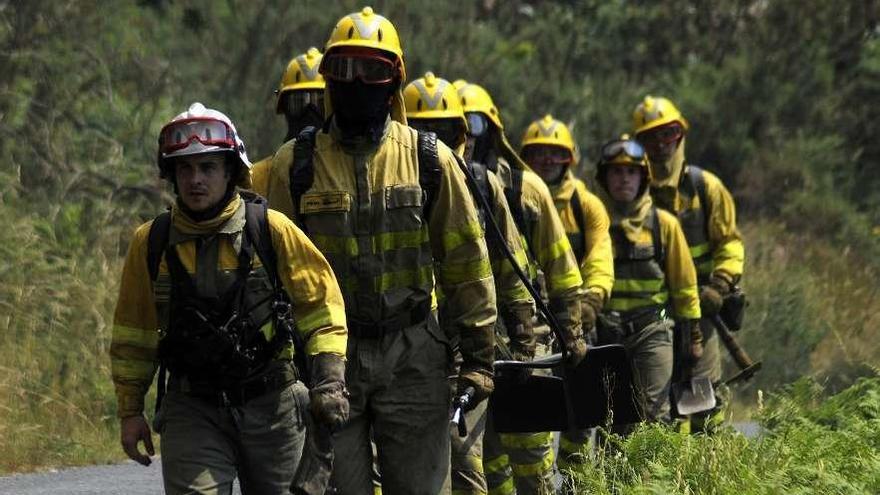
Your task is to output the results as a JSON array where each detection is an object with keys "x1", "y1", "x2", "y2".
[
  {"x1": 450, "y1": 399, "x2": 489, "y2": 494},
  {"x1": 154, "y1": 380, "x2": 308, "y2": 495},
  {"x1": 331, "y1": 319, "x2": 452, "y2": 495}
]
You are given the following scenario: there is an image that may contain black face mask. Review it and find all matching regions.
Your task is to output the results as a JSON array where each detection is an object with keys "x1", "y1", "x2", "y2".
[
  {"x1": 284, "y1": 106, "x2": 325, "y2": 141},
  {"x1": 471, "y1": 130, "x2": 494, "y2": 168},
  {"x1": 328, "y1": 79, "x2": 396, "y2": 139}
]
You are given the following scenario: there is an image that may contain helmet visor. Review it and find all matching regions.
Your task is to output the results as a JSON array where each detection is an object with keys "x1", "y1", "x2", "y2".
[
  {"x1": 321, "y1": 54, "x2": 397, "y2": 84},
  {"x1": 600, "y1": 139, "x2": 646, "y2": 163},
  {"x1": 286, "y1": 90, "x2": 325, "y2": 117},
  {"x1": 521, "y1": 144, "x2": 572, "y2": 166},
  {"x1": 635, "y1": 123, "x2": 684, "y2": 150},
  {"x1": 466, "y1": 112, "x2": 489, "y2": 138},
  {"x1": 159, "y1": 118, "x2": 235, "y2": 155},
  {"x1": 409, "y1": 118, "x2": 465, "y2": 149}
]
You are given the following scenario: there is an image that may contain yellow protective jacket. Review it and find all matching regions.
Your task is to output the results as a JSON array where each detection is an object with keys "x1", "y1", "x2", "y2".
[
  {"x1": 265, "y1": 119, "x2": 497, "y2": 384},
  {"x1": 249, "y1": 156, "x2": 272, "y2": 198},
  {"x1": 548, "y1": 171, "x2": 614, "y2": 302},
  {"x1": 652, "y1": 165, "x2": 744, "y2": 284},
  {"x1": 606, "y1": 207, "x2": 701, "y2": 320},
  {"x1": 495, "y1": 160, "x2": 583, "y2": 298},
  {"x1": 110, "y1": 197, "x2": 347, "y2": 418}
]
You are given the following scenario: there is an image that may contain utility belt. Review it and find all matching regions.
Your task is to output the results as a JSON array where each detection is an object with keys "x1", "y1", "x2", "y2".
[
  {"x1": 167, "y1": 362, "x2": 298, "y2": 408},
  {"x1": 347, "y1": 300, "x2": 432, "y2": 339},
  {"x1": 597, "y1": 307, "x2": 667, "y2": 345}
]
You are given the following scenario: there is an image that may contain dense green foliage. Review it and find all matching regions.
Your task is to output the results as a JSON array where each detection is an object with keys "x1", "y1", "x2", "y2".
[{"x1": 0, "y1": 0, "x2": 878, "y2": 471}]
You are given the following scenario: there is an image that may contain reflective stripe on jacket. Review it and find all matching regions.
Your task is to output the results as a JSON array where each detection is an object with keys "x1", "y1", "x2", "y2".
[{"x1": 608, "y1": 208, "x2": 700, "y2": 320}]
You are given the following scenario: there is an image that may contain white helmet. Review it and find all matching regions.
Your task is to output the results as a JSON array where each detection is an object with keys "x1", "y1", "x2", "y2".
[{"x1": 157, "y1": 102, "x2": 251, "y2": 186}]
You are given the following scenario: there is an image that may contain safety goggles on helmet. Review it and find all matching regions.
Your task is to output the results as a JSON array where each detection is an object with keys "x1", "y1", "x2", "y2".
[
  {"x1": 635, "y1": 122, "x2": 684, "y2": 149},
  {"x1": 285, "y1": 90, "x2": 325, "y2": 117},
  {"x1": 159, "y1": 118, "x2": 236, "y2": 155},
  {"x1": 600, "y1": 139, "x2": 646, "y2": 163},
  {"x1": 521, "y1": 145, "x2": 573, "y2": 166},
  {"x1": 320, "y1": 53, "x2": 398, "y2": 84},
  {"x1": 466, "y1": 112, "x2": 489, "y2": 138}
]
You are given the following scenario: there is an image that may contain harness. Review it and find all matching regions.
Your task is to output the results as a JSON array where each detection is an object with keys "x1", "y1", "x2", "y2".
[
  {"x1": 569, "y1": 187, "x2": 586, "y2": 264},
  {"x1": 289, "y1": 126, "x2": 442, "y2": 224},
  {"x1": 147, "y1": 194, "x2": 300, "y2": 408}
]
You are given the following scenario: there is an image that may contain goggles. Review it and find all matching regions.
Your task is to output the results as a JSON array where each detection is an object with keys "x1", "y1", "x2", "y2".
[
  {"x1": 600, "y1": 139, "x2": 646, "y2": 164},
  {"x1": 320, "y1": 53, "x2": 398, "y2": 84},
  {"x1": 521, "y1": 145, "x2": 572, "y2": 166},
  {"x1": 466, "y1": 112, "x2": 489, "y2": 138},
  {"x1": 159, "y1": 118, "x2": 235, "y2": 155},
  {"x1": 409, "y1": 118, "x2": 465, "y2": 148},
  {"x1": 285, "y1": 90, "x2": 325, "y2": 117},
  {"x1": 635, "y1": 122, "x2": 684, "y2": 149}
]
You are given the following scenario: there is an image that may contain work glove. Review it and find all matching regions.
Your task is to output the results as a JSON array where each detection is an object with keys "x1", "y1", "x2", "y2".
[
  {"x1": 550, "y1": 295, "x2": 586, "y2": 368},
  {"x1": 675, "y1": 319, "x2": 704, "y2": 367},
  {"x1": 581, "y1": 291, "x2": 604, "y2": 333},
  {"x1": 699, "y1": 274, "x2": 731, "y2": 317},
  {"x1": 458, "y1": 325, "x2": 496, "y2": 407},
  {"x1": 309, "y1": 353, "x2": 350, "y2": 432}
]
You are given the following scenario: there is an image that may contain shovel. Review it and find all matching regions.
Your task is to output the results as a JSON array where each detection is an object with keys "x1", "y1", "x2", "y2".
[{"x1": 672, "y1": 365, "x2": 716, "y2": 416}]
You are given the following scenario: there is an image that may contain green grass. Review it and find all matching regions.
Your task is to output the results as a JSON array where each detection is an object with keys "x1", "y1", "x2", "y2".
[{"x1": 567, "y1": 374, "x2": 880, "y2": 494}]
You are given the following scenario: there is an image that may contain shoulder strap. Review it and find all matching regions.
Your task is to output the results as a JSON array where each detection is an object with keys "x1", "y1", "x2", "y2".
[
  {"x1": 505, "y1": 167, "x2": 526, "y2": 236},
  {"x1": 289, "y1": 126, "x2": 319, "y2": 223},
  {"x1": 417, "y1": 131, "x2": 442, "y2": 219},
  {"x1": 686, "y1": 165, "x2": 711, "y2": 235},
  {"x1": 650, "y1": 206, "x2": 664, "y2": 265},
  {"x1": 569, "y1": 187, "x2": 586, "y2": 240},
  {"x1": 147, "y1": 210, "x2": 172, "y2": 281},
  {"x1": 244, "y1": 196, "x2": 280, "y2": 291}
]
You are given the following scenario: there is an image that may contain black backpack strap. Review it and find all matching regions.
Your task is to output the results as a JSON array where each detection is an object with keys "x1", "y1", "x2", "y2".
[
  {"x1": 147, "y1": 210, "x2": 172, "y2": 281},
  {"x1": 244, "y1": 196, "x2": 280, "y2": 290},
  {"x1": 505, "y1": 167, "x2": 526, "y2": 236},
  {"x1": 417, "y1": 131, "x2": 442, "y2": 219},
  {"x1": 650, "y1": 206, "x2": 664, "y2": 265},
  {"x1": 686, "y1": 165, "x2": 711, "y2": 238},
  {"x1": 289, "y1": 126, "x2": 319, "y2": 224},
  {"x1": 570, "y1": 187, "x2": 586, "y2": 239}
]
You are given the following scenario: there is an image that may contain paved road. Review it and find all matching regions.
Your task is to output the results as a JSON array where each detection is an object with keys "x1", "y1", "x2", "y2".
[
  {"x1": 0, "y1": 423, "x2": 760, "y2": 494},
  {"x1": 0, "y1": 458, "x2": 241, "y2": 495}
]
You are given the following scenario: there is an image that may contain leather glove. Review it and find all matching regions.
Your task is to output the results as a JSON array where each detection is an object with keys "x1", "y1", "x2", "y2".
[
  {"x1": 309, "y1": 353, "x2": 350, "y2": 431},
  {"x1": 581, "y1": 291, "x2": 603, "y2": 333},
  {"x1": 699, "y1": 274, "x2": 731, "y2": 317},
  {"x1": 675, "y1": 320, "x2": 704, "y2": 367},
  {"x1": 550, "y1": 296, "x2": 586, "y2": 368},
  {"x1": 502, "y1": 304, "x2": 536, "y2": 360},
  {"x1": 457, "y1": 371, "x2": 493, "y2": 410}
]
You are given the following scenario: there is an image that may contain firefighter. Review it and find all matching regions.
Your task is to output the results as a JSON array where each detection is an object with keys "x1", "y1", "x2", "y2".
[
  {"x1": 251, "y1": 47, "x2": 326, "y2": 197},
  {"x1": 262, "y1": 8, "x2": 498, "y2": 493},
  {"x1": 111, "y1": 102, "x2": 348, "y2": 494},
  {"x1": 633, "y1": 95, "x2": 745, "y2": 431},
  {"x1": 405, "y1": 72, "x2": 536, "y2": 495}
]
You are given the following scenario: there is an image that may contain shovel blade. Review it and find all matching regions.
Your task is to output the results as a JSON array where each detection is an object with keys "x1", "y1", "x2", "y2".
[{"x1": 672, "y1": 376, "x2": 716, "y2": 416}]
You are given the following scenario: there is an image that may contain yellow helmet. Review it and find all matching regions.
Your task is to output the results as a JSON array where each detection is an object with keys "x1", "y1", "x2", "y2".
[
  {"x1": 520, "y1": 114, "x2": 577, "y2": 160},
  {"x1": 403, "y1": 72, "x2": 467, "y2": 128},
  {"x1": 275, "y1": 47, "x2": 325, "y2": 113},
  {"x1": 452, "y1": 79, "x2": 469, "y2": 91},
  {"x1": 322, "y1": 6, "x2": 406, "y2": 81},
  {"x1": 632, "y1": 95, "x2": 689, "y2": 135},
  {"x1": 458, "y1": 83, "x2": 504, "y2": 130}
]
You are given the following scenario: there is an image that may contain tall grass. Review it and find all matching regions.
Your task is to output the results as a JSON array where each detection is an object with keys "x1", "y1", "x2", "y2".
[{"x1": 568, "y1": 374, "x2": 880, "y2": 494}]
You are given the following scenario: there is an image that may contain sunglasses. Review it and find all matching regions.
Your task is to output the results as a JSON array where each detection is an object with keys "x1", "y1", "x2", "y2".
[{"x1": 635, "y1": 123, "x2": 684, "y2": 149}]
